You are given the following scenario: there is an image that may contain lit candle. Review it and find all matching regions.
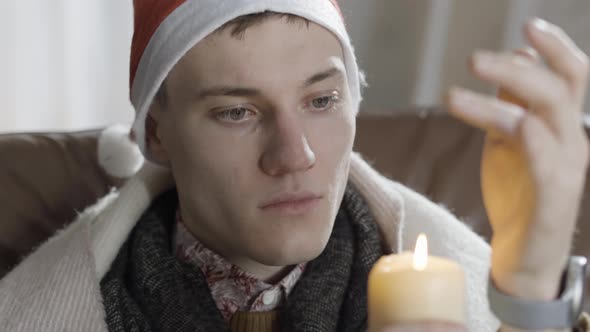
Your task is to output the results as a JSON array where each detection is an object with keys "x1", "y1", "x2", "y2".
[{"x1": 368, "y1": 234, "x2": 465, "y2": 331}]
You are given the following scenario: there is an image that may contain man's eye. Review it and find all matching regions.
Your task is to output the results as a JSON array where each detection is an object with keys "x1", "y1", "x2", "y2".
[
  {"x1": 217, "y1": 107, "x2": 254, "y2": 122},
  {"x1": 310, "y1": 95, "x2": 338, "y2": 111}
]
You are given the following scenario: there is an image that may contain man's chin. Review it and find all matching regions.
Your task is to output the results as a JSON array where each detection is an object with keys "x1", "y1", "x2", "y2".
[
  {"x1": 247, "y1": 211, "x2": 336, "y2": 265},
  {"x1": 252, "y1": 240, "x2": 329, "y2": 267}
]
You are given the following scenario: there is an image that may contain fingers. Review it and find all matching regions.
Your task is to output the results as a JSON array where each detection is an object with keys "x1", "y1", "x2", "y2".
[
  {"x1": 470, "y1": 50, "x2": 570, "y2": 136},
  {"x1": 514, "y1": 46, "x2": 540, "y2": 62},
  {"x1": 495, "y1": 48, "x2": 538, "y2": 111},
  {"x1": 447, "y1": 87, "x2": 526, "y2": 138},
  {"x1": 449, "y1": 20, "x2": 589, "y2": 142},
  {"x1": 525, "y1": 18, "x2": 590, "y2": 99}
]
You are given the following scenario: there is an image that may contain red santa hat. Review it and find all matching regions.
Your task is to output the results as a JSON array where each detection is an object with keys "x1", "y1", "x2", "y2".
[{"x1": 129, "y1": 0, "x2": 362, "y2": 154}]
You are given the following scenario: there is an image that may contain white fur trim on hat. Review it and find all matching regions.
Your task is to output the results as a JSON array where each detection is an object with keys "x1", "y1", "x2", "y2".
[
  {"x1": 98, "y1": 124, "x2": 145, "y2": 178},
  {"x1": 130, "y1": 0, "x2": 361, "y2": 155}
]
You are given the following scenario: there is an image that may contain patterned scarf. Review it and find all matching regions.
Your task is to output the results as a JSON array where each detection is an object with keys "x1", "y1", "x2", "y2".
[{"x1": 100, "y1": 183, "x2": 384, "y2": 332}]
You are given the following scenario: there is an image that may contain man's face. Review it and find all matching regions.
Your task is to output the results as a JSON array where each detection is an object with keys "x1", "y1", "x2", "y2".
[{"x1": 151, "y1": 17, "x2": 355, "y2": 271}]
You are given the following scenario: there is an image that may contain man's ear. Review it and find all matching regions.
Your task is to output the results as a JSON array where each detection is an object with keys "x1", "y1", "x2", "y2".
[{"x1": 145, "y1": 108, "x2": 170, "y2": 166}]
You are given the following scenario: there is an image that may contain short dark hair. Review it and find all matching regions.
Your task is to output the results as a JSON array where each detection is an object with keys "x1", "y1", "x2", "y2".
[{"x1": 153, "y1": 11, "x2": 309, "y2": 108}]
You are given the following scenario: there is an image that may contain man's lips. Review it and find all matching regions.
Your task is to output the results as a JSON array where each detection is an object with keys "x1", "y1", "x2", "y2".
[{"x1": 258, "y1": 192, "x2": 323, "y2": 211}]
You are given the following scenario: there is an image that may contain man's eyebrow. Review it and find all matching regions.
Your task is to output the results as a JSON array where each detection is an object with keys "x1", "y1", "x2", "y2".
[
  {"x1": 195, "y1": 67, "x2": 345, "y2": 100},
  {"x1": 197, "y1": 86, "x2": 261, "y2": 99},
  {"x1": 303, "y1": 67, "x2": 345, "y2": 88}
]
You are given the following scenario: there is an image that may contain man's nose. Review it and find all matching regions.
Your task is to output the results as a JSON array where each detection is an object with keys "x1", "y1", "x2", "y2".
[{"x1": 259, "y1": 114, "x2": 316, "y2": 176}]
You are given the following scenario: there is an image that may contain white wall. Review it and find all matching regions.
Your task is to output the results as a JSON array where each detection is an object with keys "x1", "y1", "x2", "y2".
[{"x1": 0, "y1": 0, "x2": 134, "y2": 133}]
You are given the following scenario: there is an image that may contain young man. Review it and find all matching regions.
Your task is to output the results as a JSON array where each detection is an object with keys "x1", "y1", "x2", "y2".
[{"x1": 1, "y1": 1, "x2": 589, "y2": 331}]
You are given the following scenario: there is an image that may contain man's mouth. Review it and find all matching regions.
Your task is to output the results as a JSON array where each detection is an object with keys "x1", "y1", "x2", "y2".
[{"x1": 259, "y1": 192, "x2": 323, "y2": 215}]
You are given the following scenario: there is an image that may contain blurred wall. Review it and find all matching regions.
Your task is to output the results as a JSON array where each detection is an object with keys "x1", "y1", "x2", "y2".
[
  {"x1": 0, "y1": 0, "x2": 134, "y2": 132},
  {"x1": 339, "y1": 0, "x2": 590, "y2": 113},
  {"x1": 1, "y1": 0, "x2": 589, "y2": 132}
]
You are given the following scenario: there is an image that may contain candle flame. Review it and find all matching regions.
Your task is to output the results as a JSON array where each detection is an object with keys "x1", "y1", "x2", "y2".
[{"x1": 413, "y1": 233, "x2": 428, "y2": 271}]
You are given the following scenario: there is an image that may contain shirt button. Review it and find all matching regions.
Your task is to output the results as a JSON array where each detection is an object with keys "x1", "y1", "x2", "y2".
[{"x1": 262, "y1": 289, "x2": 280, "y2": 306}]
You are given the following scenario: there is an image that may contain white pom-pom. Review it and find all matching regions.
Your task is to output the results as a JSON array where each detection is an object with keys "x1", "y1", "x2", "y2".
[{"x1": 98, "y1": 124, "x2": 144, "y2": 178}]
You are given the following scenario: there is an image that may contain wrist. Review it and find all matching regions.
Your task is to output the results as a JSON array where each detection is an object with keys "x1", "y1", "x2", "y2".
[
  {"x1": 491, "y1": 268, "x2": 563, "y2": 301},
  {"x1": 491, "y1": 233, "x2": 570, "y2": 300},
  {"x1": 488, "y1": 256, "x2": 588, "y2": 331}
]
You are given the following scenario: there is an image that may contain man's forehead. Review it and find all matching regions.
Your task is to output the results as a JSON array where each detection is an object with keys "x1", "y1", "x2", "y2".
[{"x1": 174, "y1": 21, "x2": 346, "y2": 90}]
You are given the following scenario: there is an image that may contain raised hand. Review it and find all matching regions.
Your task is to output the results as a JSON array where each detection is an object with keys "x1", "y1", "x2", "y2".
[{"x1": 448, "y1": 18, "x2": 589, "y2": 302}]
